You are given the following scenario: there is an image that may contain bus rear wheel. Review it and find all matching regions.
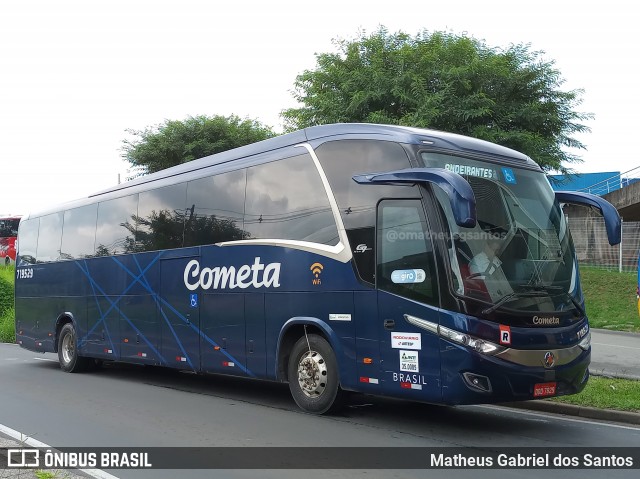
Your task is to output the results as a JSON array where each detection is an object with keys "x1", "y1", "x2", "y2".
[
  {"x1": 58, "y1": 323, "x2": 90, "y2": 373},
  {"x1": 288, "y1": 334, "x2": 342, "y2": 414}
]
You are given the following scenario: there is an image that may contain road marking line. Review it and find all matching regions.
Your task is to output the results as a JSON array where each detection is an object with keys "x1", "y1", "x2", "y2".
[
  {"x1": 0, "y1": 423, "x2": 119, "y2": 479},
  {"x1": 592, "y1": 341, "x2": 640, "y2": 351},
  {"x1": 474, "y1": 405, "x2": 640, "y2": 431},
  {"x1": 32, "y1": 357, "x2": 58, "y2": 362}
]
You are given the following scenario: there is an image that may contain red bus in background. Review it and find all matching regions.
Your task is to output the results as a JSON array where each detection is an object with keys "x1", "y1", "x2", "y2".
[{"x1": 0, "y1": 216, "x2": 21, "y2": 265}]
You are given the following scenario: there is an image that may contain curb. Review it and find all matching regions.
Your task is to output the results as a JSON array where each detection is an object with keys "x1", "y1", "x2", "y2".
[
  {"x1": 590, "y1": 370, "x2": 640, "y2": 381},
  {"x1": 503, "y1": 400, "x2": 640, "y2": 425}
]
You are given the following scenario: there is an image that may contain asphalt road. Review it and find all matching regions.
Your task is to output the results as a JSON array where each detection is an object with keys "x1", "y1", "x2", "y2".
[
  {"x1": 590, "y1": 329, "x2": 640, "y2": 379},
  {"x1": 1, "y1": 342, "x2": 639, "y2": 479}
]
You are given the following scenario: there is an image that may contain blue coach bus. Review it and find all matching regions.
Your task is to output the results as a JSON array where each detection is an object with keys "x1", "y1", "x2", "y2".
[{"x1": 15, "y1": 123, "x2": 620, "y2": 414}]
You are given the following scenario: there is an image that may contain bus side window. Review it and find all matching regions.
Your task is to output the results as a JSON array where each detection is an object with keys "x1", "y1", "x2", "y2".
[
  {"x1": 244, "y1": 153, "x2": 339, "y2": 245},
  {"x1": 376, "y1": 199, "x2": 438, "y2": 305},
  {"x1": 137, "y1": 183, "x2": 187, "y2": 252},
  {"x1": 60, "y1": 204, "x2": 98, "y2": 260},
  {"x1": 36, "y1": 213, "x2": 63, "y2": 263},
  {"x1": 315, "y1": 139, "x2": 419, "y2": 284},
  {"x1": 17, "y1": 218, "x2": 39, "y2": 265},
  {"x1": 95, "y1": 194, "x2": 139, "y2": 256},
  {"x1": 184, "y1": 169, "x2": 247, "y2": 246}
]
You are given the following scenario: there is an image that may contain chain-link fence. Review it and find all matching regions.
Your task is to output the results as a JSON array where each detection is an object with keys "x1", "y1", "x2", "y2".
[{"x1": 567, "y1": 216, "x2": 640, "y2": 272}]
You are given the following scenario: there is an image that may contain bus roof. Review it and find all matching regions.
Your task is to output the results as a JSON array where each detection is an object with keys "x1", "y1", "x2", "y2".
[
  {"x1": 25, "y1": 123, "x2": 538, "y2": 219},
  {"x1": 98, "y1": 123, "x2": 535, "y2": 195}
]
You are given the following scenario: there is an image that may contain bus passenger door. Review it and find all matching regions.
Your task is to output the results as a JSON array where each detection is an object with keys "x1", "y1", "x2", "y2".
[
  {"x1": 160, "y1": 253, "x2": 201, "y2": 371},
  {"x1": 376, "y1": 199, "x2": 442, "y2": 402}
]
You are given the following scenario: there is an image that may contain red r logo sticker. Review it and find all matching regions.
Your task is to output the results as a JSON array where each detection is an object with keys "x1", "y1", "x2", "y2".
[{"x1": 499, "y1": 325, "x2": 511, "y2": 345}]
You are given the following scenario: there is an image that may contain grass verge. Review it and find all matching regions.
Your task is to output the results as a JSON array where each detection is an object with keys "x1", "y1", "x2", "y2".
[
  {"x1": 0, "y1": 306, "x2": 15, "y2": 343},
  {"x1": 550, "y1": 376, "x2": 640, "y2": 412},
  {"x1": 0, "y1": 265, "x2": 15, "y2": 343},
  {"x1": 580, "y1": 267, "x2": 639, "y2": 332}
]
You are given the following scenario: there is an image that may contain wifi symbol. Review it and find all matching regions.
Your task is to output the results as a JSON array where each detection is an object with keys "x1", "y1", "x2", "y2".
[{"x1": 310, "y1": 262, "x2": 324, "y2": 278}]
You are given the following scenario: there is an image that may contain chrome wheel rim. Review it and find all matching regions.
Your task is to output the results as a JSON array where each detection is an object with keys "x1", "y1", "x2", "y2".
[
  {"x1": 297, "y1": 350, "x2": 327, "y2": 398},
  {"x1": 61, "y1": 332, "x2": 74, "y2": 365}
]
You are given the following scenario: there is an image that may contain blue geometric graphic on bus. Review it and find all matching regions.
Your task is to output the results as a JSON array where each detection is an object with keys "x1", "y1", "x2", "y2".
[
  {"x1": 74, "y1": 253, "x2": 255, "y2": 377},
  {"x1": 501, "y1": 167, "x2": 517, "y2": 184},
  {"x1": 75, "y1": 256, "x2": 167, "y2": 365}
]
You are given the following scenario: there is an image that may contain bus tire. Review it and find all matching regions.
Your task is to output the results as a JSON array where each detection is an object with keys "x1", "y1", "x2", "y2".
[
  {"x1": 287, "y1": 334, "x2": 342, "y2": 414},
  {"x1": 58, "y1": 323, "x2": 89, "y2": 373}
]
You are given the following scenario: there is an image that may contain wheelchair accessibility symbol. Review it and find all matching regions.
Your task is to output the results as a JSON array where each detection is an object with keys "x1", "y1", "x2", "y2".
[
  {"x1": 501, "y1": 167, "x2": 517, "y2": 184},
  {"x1": 190, "y1": 293, "x2": 198, "y2": 308}
]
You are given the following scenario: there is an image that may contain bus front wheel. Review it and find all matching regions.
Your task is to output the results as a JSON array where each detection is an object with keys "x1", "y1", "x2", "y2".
[
  {"x1": 287, "y1": 334, "x2": 342, "y2": 414},
  {"x1": 58, "y1": 323, "x2": 90, "y2": 373}
]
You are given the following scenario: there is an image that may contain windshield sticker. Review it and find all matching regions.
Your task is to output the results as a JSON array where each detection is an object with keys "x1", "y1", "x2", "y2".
[
  {"x1": 391, "y1": 332, "x2": 422, "y2": 350},
  {"x1": 501, "y1": 167, "x2": 517, "y2": 184},
  {"x1": 391, "y1": 269, "x2": 426, "y2": 284},
  {"x1": 399, "y1": 350, "x2": 419, "y2": 373},
  {"x1": 445, "y1": 163, "x2": 497, "y2": 179}
]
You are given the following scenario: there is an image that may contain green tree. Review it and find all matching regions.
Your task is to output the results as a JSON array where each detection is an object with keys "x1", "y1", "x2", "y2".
[
  {"x1": 122, "y1": 114, "x2": 275, "y2": 177},
  {"x1": 282, "y1": 28, "x2": 591, "y2": 172}
]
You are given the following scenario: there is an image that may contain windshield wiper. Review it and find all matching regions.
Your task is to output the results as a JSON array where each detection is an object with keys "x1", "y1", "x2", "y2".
[
  {"x1": 482, "y1": 290, "x2": 547, "y2": 315},
  {"x1": 516, "y1": 284, "x2": 585, "y2": 317},
  {"x1": 515, "y1": 283, "x2": 563, "y2": 293}
]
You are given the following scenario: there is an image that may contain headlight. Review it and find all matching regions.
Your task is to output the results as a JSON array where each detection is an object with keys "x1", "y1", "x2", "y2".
[
  {"x1": 406, "y1": 316, "x2": 506, "y2": 357},
  {"x1": 439, "y1": 326, "x2": 470, "y2": 345},
  {"x1": 440, "y1": 325, "x2": 506, "y2": 355}
]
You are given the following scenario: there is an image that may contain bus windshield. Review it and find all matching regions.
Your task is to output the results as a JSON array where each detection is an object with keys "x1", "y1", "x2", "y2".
[{"x1": 422, "y1": 152, "x2": 578, "y2": 314}]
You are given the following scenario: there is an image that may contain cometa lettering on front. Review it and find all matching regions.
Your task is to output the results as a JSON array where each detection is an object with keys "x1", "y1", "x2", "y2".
[
  {"x1": 184, "y1": 258, "x2": 281, "y2": 290},
  {"x1": 532, "y1": 315, "x2": 560, "y2": 325}
]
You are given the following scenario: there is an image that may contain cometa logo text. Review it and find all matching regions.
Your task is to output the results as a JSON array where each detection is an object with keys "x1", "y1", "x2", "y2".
[{"x1": 184, "y1": 258, "x2": 281, "y2": 290}]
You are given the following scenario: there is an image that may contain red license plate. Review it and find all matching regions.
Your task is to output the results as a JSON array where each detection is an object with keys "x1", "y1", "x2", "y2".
[{"x1": 533, "y1": 382, "x2": 557, "y2": 397}]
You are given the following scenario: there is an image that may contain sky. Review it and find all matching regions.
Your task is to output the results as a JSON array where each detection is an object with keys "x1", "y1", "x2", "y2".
[{"x1": 1, "y1": 0, "x2": 637, "y2": 215}]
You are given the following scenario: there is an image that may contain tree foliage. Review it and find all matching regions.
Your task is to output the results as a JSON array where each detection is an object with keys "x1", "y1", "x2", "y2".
[
  {"x1": 282, "y1": 28, "x2": 592, "y2": 171},
  {"x1": 122, "y1": 115, "x2": 275, "y2": 177}
]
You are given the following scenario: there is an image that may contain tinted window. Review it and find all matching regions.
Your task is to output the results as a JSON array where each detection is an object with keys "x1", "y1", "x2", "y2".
[
  {"x1": 377, "y1": 200, "x2": 437, "y2": 304},
  {"x1": 315, "y1": 140, "x2": 418, "y2": 283},
  {"x1": 244, "y1": 154, "x2": 338, "y2": 245},
  {"x1": 36, "y1": 213, "x2": 63, "y2": 263},
  {"x1": 315, "y1": 140, "x2": 415, "y2": 230},
  {"x1": 184, "y1": 169, "x2": 248, "y2": 246},
  {"x1": 17, "y1": 219, "x2": 39, "y2": 265},
  {"x1": 0, "y1": 218, "x2": 19, "y2": 237},
  {"x1": 137, "y1": 183, "x2": 187, "y2": 252},
  {"x1": 60, "y1": 204, "x2": 98, "y2": 260},
  {"x1": 95, "y1": 194, "x2": 138, "y2": 256}
]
